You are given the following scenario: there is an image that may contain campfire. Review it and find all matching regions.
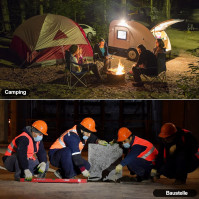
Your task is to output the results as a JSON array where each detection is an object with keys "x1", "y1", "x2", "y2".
[
  {"x1": 107, "y1": 60, "x2": 125, "y2": 83},
  {"x1": 108, "y1": 59, "x2": 125, "y2": 75}
]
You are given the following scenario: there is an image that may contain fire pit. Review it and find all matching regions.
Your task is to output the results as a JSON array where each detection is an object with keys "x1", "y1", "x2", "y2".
[{"x1": 106, "y1": 60, "x2": 125, "y2": 83}]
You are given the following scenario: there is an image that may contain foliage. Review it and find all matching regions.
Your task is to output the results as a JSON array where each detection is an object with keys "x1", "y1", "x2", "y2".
[{"x1": 176, "y1": 63, "x2": 199, "y2": 98}]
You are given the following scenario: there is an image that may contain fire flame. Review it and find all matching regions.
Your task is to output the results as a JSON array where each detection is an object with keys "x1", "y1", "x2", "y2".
[
  {"x1": 108, "y1": 59, "x2": 125, "y2": 75},
  {"x1": 116, "y1": 60, "x2": 125, "y2": 75}
]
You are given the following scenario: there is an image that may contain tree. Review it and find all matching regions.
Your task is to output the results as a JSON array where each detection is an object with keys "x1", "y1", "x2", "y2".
[
  {"x1": 1, "y1": 0, "x2": 11, "y2": 32},
  {"x1": 166, "y1": 0, "x2": 171, "y2": 19}
]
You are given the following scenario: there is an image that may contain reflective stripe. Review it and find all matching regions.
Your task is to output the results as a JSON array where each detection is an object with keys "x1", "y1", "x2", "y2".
[
  {"x1": 141, "y1": 146, "x2": 155, "y2": 160},
  {"x1": 6, "y1": 148, "x2": 12, "y2": 154},
  {"x1": 10, "y1": 142, "x2": 15, "y2": 149},
  {"x1": 58, "y1": 138, "x2": 66, "y2": 147},
  {"x1": 72, "y1": 152, "x2": 81, "y2": 156}
]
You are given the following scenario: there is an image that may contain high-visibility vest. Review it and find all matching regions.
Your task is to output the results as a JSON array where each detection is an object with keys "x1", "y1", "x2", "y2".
[
  {"x1": 50, "y1": 125, "x2": 84, "y2": 152},
  {"x1": 163, "y1": 129, "x2": 199, "y2": 160},
  {"x1": 4, "y1": 132, "x2": 39, "y2": 160},
  {"x1": 131, "y1": 136, "x2": 158, "y2": 164}
]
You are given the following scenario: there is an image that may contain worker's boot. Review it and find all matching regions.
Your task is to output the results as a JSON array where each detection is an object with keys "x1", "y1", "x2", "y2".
[
  {"x1": 37, "y1": 172, "x2": 47, "y2": 178},
  {"x1": 54, "y1": 169, "x2": 63, "y2": 179},
  {"x1": 173, "y1": 179, "x2": 186, "y2": 185}
]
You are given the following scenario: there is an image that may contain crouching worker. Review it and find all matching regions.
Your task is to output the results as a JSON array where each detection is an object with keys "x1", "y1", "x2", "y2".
[
  {"x1": 152, "y1": 123, "x2": 199, "y2": 185},
  {"x1": 49, "y1": 117, "x2": 108, "y2": 179},
  {"x1": 115, "y1": 127, "x2": 158, "y2": 182},
  {"x1": 2, "y1": 120, "x2": 49, "y2": 181}
]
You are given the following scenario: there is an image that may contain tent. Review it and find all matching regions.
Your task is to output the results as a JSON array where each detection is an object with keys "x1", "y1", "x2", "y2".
[{"x1": 10, "y1": 14, "x2": 93, "y2": 66}]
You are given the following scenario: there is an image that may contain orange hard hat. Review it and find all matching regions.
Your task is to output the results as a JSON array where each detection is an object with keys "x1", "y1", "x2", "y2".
[
  {"x1": 117, "y1": 127, "x2": 132, "y2": 142},
  {"x1": 159, "y1": 123, "x2": 177, "y2": 138},
  {"x1": 32, "y1": 120, "x2": 48, "y2": 135},
  {"x1": 80, "y1": 117, "x2": 97, "y2": 133}
]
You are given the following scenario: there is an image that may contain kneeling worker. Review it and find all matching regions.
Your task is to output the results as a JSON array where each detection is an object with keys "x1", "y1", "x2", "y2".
[
  {"x1": 115, "y1": 127, "x2": 158, "y2": 182},
  {"x1": 152, "y1": 123, "x2": 199, "y2": 185},
  {"x1": 49, "y1": 117, "x2": 108, "y2": 179},
  {"x1": 3, "y1": 120, "x2": 49, "y2": 181}
]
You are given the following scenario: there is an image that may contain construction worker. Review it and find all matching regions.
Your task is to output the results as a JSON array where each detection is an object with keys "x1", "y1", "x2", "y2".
[
  {"x1": 48, "y1": 117, "x2": 108, "y2": 179},
  {"x1": 151, "y1": 123, "x2": 199, "y2": 185},
  {"x1": 2, "y1": 120, "x2": 49, "y2": 181},
  {"x1": 115, "y1": 127, "x2": 158, "y2": 182}
]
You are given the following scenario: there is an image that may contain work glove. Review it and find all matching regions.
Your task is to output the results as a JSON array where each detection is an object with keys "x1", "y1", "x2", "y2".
[
  {"x1": 169, "y1": 144, "x2": 177, "y2": 155},
  {"x1": 109, "y1": 139, "x2": 116, "y2": 146},
  {"x1": 150, "y1": 169, "x2": 157, "y2": 177},
  {"x1": 82, "y1": 169, "x2": 90, "y2": 178},
  {"x1": 115, "y1": 164, "x2": 123, "y2": 174},
  {"x1": 98, "y1": 139, "x2": 108, "y2": 146},
  {"x1": 37, "y1": 162, "x2": 46, "y2": 174},
  {"x1": 24, "y1": 169, "x2": 33, "y2": 181}
]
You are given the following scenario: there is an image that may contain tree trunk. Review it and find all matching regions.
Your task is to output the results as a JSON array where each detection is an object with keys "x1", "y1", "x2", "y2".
[
  {"x1": 40, "y1": 0, "x2": 44, "y2": 15},
  {"x1": 1, "y1": 0, "x2": 11, "y2": 32},
  {"x1": 150, "y1": 0, "x2": 153, "y2": 14},
  {"x1": 121, "y1": 0, "x2": 126, "y2": 18},
  {"x1": 20, "y1": 0, "x2": 26, "y2": 23},
  {"x1": 104, "y1": 0, "x2": 107, "y2": 22},
  {"x1": 166, "y1": 0, "x2": 171, "y2": 19}
]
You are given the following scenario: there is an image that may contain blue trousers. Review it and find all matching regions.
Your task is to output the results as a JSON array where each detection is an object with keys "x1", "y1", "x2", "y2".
[
  {"x1": 3, "y1": 153, "x2": 49, "y2": 180},
  {"x1": 49, "y1": 147, "x2": 90, "y2": 178},
  {"x1": 127, "y1": 157, "x2": 153, "y2": 178}
]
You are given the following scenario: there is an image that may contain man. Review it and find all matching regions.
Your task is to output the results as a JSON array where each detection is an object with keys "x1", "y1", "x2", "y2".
[
  {"x1": 3, "y1": 120, "x2": 49, "y2": 181},
  {"x1": 48, "y1": 117, "x2": 108, "y2": 179},
  {"x1": 152, "y1": 123, "x2": 199, "y2": 185},
  {"x1": 93, "y1": 38, "x2": 111, "y2": 73},
  {"x1": 115, "y1": 127, "x2": 158, "y2": 182},
  {"x1": 130, "y1": 44, "x2": 157, "y2": 87}
]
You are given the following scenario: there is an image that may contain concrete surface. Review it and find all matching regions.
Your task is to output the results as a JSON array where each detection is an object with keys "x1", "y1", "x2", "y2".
[{"x1": 88, "y1": 144, "x2": 123, "y2": 181}]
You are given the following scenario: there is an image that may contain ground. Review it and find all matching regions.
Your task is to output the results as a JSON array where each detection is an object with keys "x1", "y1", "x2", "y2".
[
  {"x1": 0, "y1": 29, "x2": 199, "y2": 99},
  {"x1": 0, "y1": 148, "x2": 199, "y2": 199}
]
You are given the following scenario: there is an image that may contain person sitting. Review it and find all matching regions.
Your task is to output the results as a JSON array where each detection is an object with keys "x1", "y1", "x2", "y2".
[
  {"x1": 153, "y1": 39, "x2": 166, "y2": 58},
  {"x1": 68, "y1": 45, "x2": 102, "y2": 81},
  {"x1": 131, "y1": 44, "x2": 157, "y2": 87},
  {"x1": 93, "y1": 38, "x2": 111, "y2": 73}
]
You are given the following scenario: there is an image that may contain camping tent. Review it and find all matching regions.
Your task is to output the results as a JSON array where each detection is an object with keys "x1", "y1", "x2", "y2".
[{"x1": 10, "y1": 14, "x2": 93, "y2": 66}]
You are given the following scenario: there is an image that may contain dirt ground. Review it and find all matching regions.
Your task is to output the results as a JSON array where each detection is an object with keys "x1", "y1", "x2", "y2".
[{"x1": 0, "y1": 53, "x2": 198, "y2": 99}]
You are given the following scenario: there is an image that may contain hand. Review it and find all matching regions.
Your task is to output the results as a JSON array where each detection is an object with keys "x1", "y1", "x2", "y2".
[
  {"x1": 109, "y1": 139, "x2": 115, "y2": 146},
  {"x1": 150, "y1": 169, "x2": 157, "y2": 177},
  {"x1": 115, "y1": 164, "x2": 123, "y2": 174},
  {"x1": 82, "y1": 169, "x2": 90, "y2": 178},
  {"x1": 37, "y1": 162, "x2": 46, "y2": 174},
  {"x1": 24, "y1": 169, "x2": 32, "y2": 181},
  {"x1": 169, "y1": 144, "x2": 176, "y2": 155},
  {"x1": 98, "y1": 140, "x2": 108, "y2": 146}
]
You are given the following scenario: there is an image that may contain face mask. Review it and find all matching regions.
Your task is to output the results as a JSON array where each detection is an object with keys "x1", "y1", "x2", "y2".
[
  {"x1": 123, "y1": 143, "x2": 130, "y2": 149},
  {"x1": 83, "y1": 135, "x2": 89, "y2": 140},
  {"x1": 34, "y1": 135, "x2": 43, "y2": 142}
]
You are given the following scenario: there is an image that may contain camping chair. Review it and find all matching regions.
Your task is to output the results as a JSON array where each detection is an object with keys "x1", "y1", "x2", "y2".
[
  {"x1": 65, "y1": 50, "x2": 88, "y2": 89},
  {"x1": 142, "y1": 53, "x2": 167, "y2": 83}
]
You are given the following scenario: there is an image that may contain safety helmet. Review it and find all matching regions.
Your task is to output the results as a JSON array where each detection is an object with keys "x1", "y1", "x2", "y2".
[
  {"x1": 32, "y1": 120, "x2": 48, "y2": 135},
  {"x1": 159, "y1": 123, "x2": 177, "y2": 138},
  {"x1": 117, "y1": 127, "x2": 132, "y2": 142},
  {"x1": 80, "y1": 117, "x2": 97, "y2": 133}
]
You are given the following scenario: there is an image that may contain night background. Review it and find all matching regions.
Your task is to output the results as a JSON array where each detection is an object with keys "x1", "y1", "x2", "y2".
[{"x1": 0, "y1": 100, "x2": 199, "y2": 147}]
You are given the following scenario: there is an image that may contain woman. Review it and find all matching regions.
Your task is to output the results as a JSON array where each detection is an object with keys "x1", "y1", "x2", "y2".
[
  {"x1": 93, "y1": 38, "x2": 111, "y2": 73},
  {"x1": 69, "y1": 45, "x2": 102, "y2": 81},
  {"x1": 153, "y1": 39, "x2": 166, "y2": 57}
]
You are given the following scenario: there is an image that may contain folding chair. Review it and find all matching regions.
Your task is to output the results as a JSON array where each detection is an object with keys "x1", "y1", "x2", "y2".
[
  {"x1": 65, "y1": 50, "x2": 88, "y2": 89},
  {"x1": 142, "y1": 53, "x2": 167, "y2": 83}
]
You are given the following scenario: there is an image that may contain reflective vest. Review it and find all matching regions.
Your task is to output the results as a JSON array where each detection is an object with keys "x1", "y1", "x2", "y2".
[
  {"x1": 131, "y1": 136, "x2": 158, "y2": 164},
  {"x1": 4, "y1": 132, "x2": 39, "y2": 160},
  {"x1": 163, "y1": 129, "x2": 199, "y2": 160},
  {"x1": 50, "y1": 125, "x2": 84, "y2": 152}
]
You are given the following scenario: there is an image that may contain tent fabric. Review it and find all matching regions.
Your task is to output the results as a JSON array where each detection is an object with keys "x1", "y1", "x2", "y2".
[{"x1": 10, "y1": 14, "x2": 93, "y2": 66}]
